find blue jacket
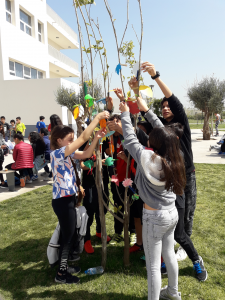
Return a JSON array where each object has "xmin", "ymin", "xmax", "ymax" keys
[{"xmin": 43, "ymin": 135, "xmax": 51, "ymax": 161}]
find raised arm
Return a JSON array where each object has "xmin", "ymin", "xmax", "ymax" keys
[{"xmin": 65, "ymin": 111, "xmax": 109, "ymax": 157}]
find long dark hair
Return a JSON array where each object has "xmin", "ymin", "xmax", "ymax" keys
[
  {"xmin": 50, "ymin": 125, "xmax": 74, "ymax": 150},
  {"xmin": 29, "ymin": 131, "xmax": 46, "ymax": 150},
  {"xmin": 0, "ymin": 121, "xmax": 5, "ymax": 138},
  {"xmin": 50, "ymin": 114, "xmax": 63, "ymax": 132},
  {"xmin": 149, "ymin": 127, "xmax": 186, "ymax": 195}
]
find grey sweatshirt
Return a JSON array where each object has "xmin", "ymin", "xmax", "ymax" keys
[{"xmin": 121, "ymin": 111, "xmax": 175, "ymax": 210}]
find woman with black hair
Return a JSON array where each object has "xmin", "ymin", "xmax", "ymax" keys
[
  {"xmin": 28, "ymin": 131, "xmax": 46, "ymax": 181},
  {"xmin": 49, "ymin": 114, "xmax": 63, "ymax": 133}
]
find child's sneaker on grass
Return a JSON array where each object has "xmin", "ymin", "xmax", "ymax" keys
[
  {"xmin": 67, "ymin": 266, "xmax": 81, "ymax": 275},
  {"xmin": 55, "ymin": 272, "xmax": 80, "ymax": 284},
  {"xmin": 193, "ymin": 256, "xmax": 208, "ymax": 281},
  {"xmin": 129, "ymin": 243, "xmax": 143, "ymax": 253},
  {"xmin": 109, "ymin": 233, "xmax": 123, "ymax": 245},
  {"xmin": 84, "ymin": 240, "xmax": 94, "ymax": 254},
  {"xmin": 96, "ymin": 232, "xmax": 111, "ymax": 242},
  {"xmin": 160, "ymin": 286, "xmax": 181, "ymax": 300}
]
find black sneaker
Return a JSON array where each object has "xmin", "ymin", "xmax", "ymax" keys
[
  {"xmin": 55, "ymin": 272, "xmax": 80, "ymax": 284},
  {"xmin": 68, "ymin": 254, "xmax": 80, "ymax": 262},
  {"xmin": 161, "ymin": 262, "xmax": 167, "ymax": 275},
  {"xmin": 67, "ymin": 266, "xmax": 81, "ymax": 275},
  {"xmin": 193, "ymin": 256, "xmax": 208, "ymax": 281}
]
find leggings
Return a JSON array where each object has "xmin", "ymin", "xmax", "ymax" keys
[
  {"xmin": 143, "ymin": 207, "xmax": 179, "ymax": 300},
  {"xmin": 52, "ymin": 195, "xmax": 77, "ymax": 274}
]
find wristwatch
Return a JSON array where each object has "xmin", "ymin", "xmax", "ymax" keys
[{"xmin": 151, "ymin": 71, "xmax": 160, "ymax": 80}]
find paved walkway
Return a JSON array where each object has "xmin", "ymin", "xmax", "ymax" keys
[{"xmin": 0, "ymin": 131, "xmax": 224, "ymax": 202}]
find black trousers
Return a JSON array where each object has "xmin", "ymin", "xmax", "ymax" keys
[
  {"xmin": 5, "ymin": 163, "xmax": 33, "ymax": 179},
  {"xmin": 52, "ymin": 195, "xmax": 77, "ymax": 274},
  {"xmin": 184, "ymin": 171, "xmax": 197, "ymax": 237},
  {"xmin": 174, "ymin": 206, "xmax": 199, "ymax": 262},
  {"xmin": 0, "ymin": 161, "xmax": 3, "ymax": 182},
  {"xmin": 111, "ymin": 182, "xmax": 135, "ymax": 235},
  {"xmin": 83, "ymin": 180, "xmax": 109, "ymax": 242}
]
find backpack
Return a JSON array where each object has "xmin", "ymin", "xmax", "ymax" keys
[{"xmin": 47, "ymin": 206, "xmax": 88, "ymax": 267}]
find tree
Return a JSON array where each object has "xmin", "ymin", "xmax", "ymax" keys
[
  {"xmin": 151, "ymin": 99, "xmax": 163, "ymax": 117},
  {"xmin": 187, "ymin": 76, "xmax": 225, "ymax": 140}
]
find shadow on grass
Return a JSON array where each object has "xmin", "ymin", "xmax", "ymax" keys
[{"xmin": 0, "ymin": 237, "xmax": 147, "ymax": 300}]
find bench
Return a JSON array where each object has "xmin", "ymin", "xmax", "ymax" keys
[{"xmin": 0, "ymin": 170, "xmax": 15, "ymax": 191}]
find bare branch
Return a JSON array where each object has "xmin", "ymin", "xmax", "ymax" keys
[
  {"xmin": 119, "ymin": 0, "xmax": 130, "ymax": 49},
  {"xmin": 132, "ymin": 24, "xmax": 140, "ymax": 44},
  {"xmin": 137, "ymin": 0, "xmax": 143, "ymax": 92}
]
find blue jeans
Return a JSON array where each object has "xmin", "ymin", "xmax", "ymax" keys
[{"xmin": 142, "ymin": 206, "xmax": 179, "ymax": 300}]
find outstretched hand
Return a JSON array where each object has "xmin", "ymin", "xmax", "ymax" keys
[
  {"xmin": 136, "ymin": 97, "xmax": 149, "ymax": 112},
  {"xmin": 141, "ymin": 62, "xmax": 156, "ymax": 77},
  {"xmin": 114, "ymin": 88, "xmax": 125, "ymax": 101},
  {"xmin": 95, "ymin": 128, "xmax": 107, "ymax": 139},
  {"xmin": 97, "ymin": 111, "xmax": 110, "ymax": 121},
  {"xmin": 119, "ymin": 101, "xmax": 129, "ymax": 113},
  {"xmin": 128, "ymin": 77, "xmax": 138, "ymax": 91}
]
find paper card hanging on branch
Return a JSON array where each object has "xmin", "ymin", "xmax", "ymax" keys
[
  {"xmin": 133, "ymin": 61, "xmax": 140, "ymax": 80},
  {"xmin": 115, "ymin": 64, "xmax": 121, "ymax": 75},
  {"xmin": 122, "ymin": 178, "xmax": 133, "ymax": 188},
  {"xmin": 105, "ymin": 157, "xmax": 117, "ymax": 167},
  {"xmin": 99, "ymin": 119, "xmax": 107, "ymax": 128},
  {"xmin": 139, "ymin": 85, "xmax": 153, "ymax": 98},
  {"xmin": 105, "ymin": 130, "xmax": 115, "ymax": 137},
  {"xmin": 96, "ymin": 98, "xmax": 107, "ymax": 105},
  {"xmin": 92, "ymin": 108, "xmax": 98, "ymax": 116},
  {"xmin": 114, "ymin": 205, "xmax": 122, "ymax": 213},
  {"xmin": 126, "ymin": 99, "xmax": 140, "ymax": 115},
  {"xmin": 84, "ymin": 94, "xmax": 95, "ymax": 100},
  {"xmin": 108, "ymin": 142, "xmax": 115, "ymax": 154},
  {"xmin": 111, "ymin": 175, "xmax": 119, "ymax": 186},
  {"xmin": 132, "ymin": 194, "xmax": 139, "ymax": 201},
  {"xmin": 79, "ymin": 105, "xmax": 84, "ymax": 117},
  {"xmin": 83, "ymin": 160, "xmax": 94, "ymax": 170},
  {"xmin": 73, "ymin": 106, "xmax": 79, "ymax": 120}
]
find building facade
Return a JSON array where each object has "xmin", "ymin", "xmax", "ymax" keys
[{"xmin": 0, "ymin": 0, "xmax": 80, "ymax": 136}]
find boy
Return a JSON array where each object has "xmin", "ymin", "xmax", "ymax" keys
[
  {"xmin": 36, "ymin": 116, "xmax": 46, "ymax": 133},
  {"xmin": 10, "ymin": 119, "xmax": 16, "ymax": 142},
  {"xmin": 16, "ymin": 117, "xmax": 26, "ymax": 136},
  {"xmin": 0, "ymin": 116, "xmax": 10, "ymax": 142}
]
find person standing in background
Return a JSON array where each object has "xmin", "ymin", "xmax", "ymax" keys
[
  {"xmin": 36, "ymin": 116, "xmax": 46, "ymax": 133},
  {"xmin": 16, "ymin": 117, "xmax": 26, "ymax": 136},
  {"xmin": 10, "ymin": 120, "xmax": 16, "ymax": 142},
  {"xmin": 214, "ymin": 113, "xmax": 221, "ymax": 136},
  {"xmin": 0, "ymin": 116, "xmax": 10, "ymax": 142}
]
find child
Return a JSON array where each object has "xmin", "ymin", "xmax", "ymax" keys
[
  {"xmin": 10, "ymin": 120, "xmax": 16, "ymax": 142},
  {"xmin": 36, "ymin": 116, "xmax": 46, "ymax": 133},
  {"xmin": 0, "ymin": 122, "xmax": 7, "ymax": 186},
  {"xmin": 16, "ymin": 117, "xmax": 26, "ymax": 136},
  {"xmin": 50, "ymin": 111, "xmax": 109, "ymax": 284},
  {"xmin": 28, "ymin": 131, "xmax": 46, "ymax": 181},
  {"xmin": 0, "ymin": 116, "xmax": 10, "ymax": 142},
  {"xmin": 119, "ymin": 101, "xmax": 186, "ymax": 300},
  {"xmin": 80, "ymin": 140, "xmax": 111, "ymax": 254},
  {"xmin": 5, "ymin": 132, "xmax": 34, "ymax": 187}
]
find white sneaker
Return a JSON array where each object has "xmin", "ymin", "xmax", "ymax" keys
[
  {"xmin": 175, "ymin": 246, "xmax": 187, "ymax": 261},
  {"xmin": 26, "ymin": 179, "xmax": 33, "ymax": 184},
  {"xmin": 160, "ymin": 286, "xmax": 181, "ymax": 300}
]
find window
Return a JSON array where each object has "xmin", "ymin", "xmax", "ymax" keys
[
  {"xmin": 9, "ymin": 60, "xmax": 44, "ymax": 79},
  {"xmin": 9, "ymin": 61, "xmax": 15, "ymax": 75},
  {"xmin": 15, "ymin": 62, "xmax": 23, "ymax": 78},
  {"xmin": 20, "ymin": 9, "xmax": 32, "ymax": 36},
  {"xmin": 38, "ymin": 22, "xmax": 42, "ymax": 42},
  {"xmin": 5, "ymin": 0, "xmax": 12, "ymax": 23},
  {"xmin": 38, "ymin": 71, "xmax": 43, "ymax": 79},
  {"xmin": 31, "ymin": 68, "xmax": 37, "ymax": 79}
]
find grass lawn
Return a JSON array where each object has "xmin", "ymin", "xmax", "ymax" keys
[
  {"xmin": 0, "ymin": 164, "xmax": 225, "ymax": 300},
  {"xmin": 188, "ymin": 120, "xmax": 225, "ymax": 131}
]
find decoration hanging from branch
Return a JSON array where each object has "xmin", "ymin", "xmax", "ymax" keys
[
  {"xmin": 96, "ymin": 98, "xmax": 107, "ymax": 105},
  {"xmin": 122, "ymin": 178, "xmax": 133, "ymax": 188},
  {"xmin": 115, "ymin": 63, "xmax": 122, "ymax": 75},
  {"xmin": 111, "ymin": 174, "xmax": 119, "ymax": 186},
  {"xmin": 105, "ymin": 157, "xmax": 117, "ymax": 167}
]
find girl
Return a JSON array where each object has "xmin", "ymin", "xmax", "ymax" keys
[
  {"xmin": 50, "ymin": 114, "xmax": 63, "ymax": 132},
  {"xmin": 28, "ymin": 131, "xmax": 47, "ymax": 181},
  {"xmin": 0, "ymin": 122, "xmax": 7, "ymax": 186},
  {"xmin": 119, "ymin": 101, "xmax": 186, "ymax": 300},
  {"xmin": 50, "ymin": 111, "xmax": 109, "ymax": 284}
]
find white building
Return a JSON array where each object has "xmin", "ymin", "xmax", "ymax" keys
[{"xmin": 0, "ymin": 0, "xmax": 80, "ymax": 136}]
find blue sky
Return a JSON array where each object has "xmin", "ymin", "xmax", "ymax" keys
[{"xmin": 46, "ymin": 0, "xmax": 225, "ymax": 107}]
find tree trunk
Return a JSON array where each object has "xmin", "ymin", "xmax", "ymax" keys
[
  {"xmin": 203, "ymin": 110, "xmax": 210, "ymax": 140},
  {"xmin": 95, "ymin": 144, "xmax": 107, "ymax": 270},
  {"xmin": 76, "ymin": 117, "xmax": 83, "ymax": 137}
]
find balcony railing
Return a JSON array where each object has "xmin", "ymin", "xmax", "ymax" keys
[
  {"xmin": 47, "ymin": 4, "xmax": 78, "ymax": 42},
  {"xmin": 48, "ymin": 45, "xmax": 79, "ymax": 71}
]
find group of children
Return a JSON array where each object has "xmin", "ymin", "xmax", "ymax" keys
[
  {"xmin": 48, "ymin": 62, "xmax": 208, "ymax": 300},
  {"xmin": 0, "ymin": 62, "xmax": 208, "ymax": 299}
]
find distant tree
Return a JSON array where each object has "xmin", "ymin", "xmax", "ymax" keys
[
  {"xmin": 187, "ymin": 76, "xmax": 225, "ymax": 140},
  {"xmin": 151, "ymin": 98, "xmax": 163, "ymax": 116}
]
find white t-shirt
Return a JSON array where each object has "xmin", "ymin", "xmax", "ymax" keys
[{"xmin": 216, "ymin": 114, "xmax": 221, "ymax": 122}]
